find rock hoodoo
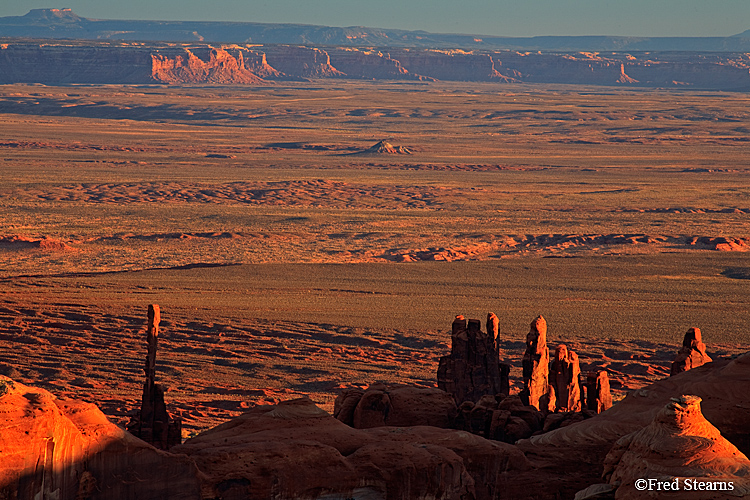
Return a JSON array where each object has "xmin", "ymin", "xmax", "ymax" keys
[
  {"xmin": 437, "ymin": 313, "xmax": 510, "ymax": 405},
  {"xmin": 585, "ymin": 370, "xmax": 613, "ymax": 414},
  {"xmin": 603, "ymin": 395, "xmax": 750, "ymax": 498},
  {"xmin": 126, "ymin": 304, "xmax": 181, "ymax": 450},
  {"xmin": 671, "ymin": 327, "xmax": 712, "ymax": 375},
  {"xmin": 520, "ymin": 315, "xmax": 550, "ymax": 410},
  {"xmin": 549, "ymin": 344, "xmax": 582, "ymax": 412}
]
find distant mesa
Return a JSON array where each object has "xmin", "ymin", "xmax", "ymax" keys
[{"xmin": 205, "ymin": 153, "xmax": 235, "ymax": 159}]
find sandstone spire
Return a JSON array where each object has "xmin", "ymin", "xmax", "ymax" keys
[
  {"xmin": 127, "ymin": 304, "xmax": 181, "ymax": 449},
  {"xmin": 520, "ymin": 315, "xmax": 549, "ymax": 410},
  {"xmin": 671, "ymin": 327, "xmax": 712, "ymax": 375}
]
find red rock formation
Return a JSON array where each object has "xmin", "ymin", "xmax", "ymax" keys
[
  {"xmin": 550, "ymin": 344, "xmax": 582, "ymax": 412},
  {"xmin": 517, "ymin": 351, "xmax": 750, "ymax": 499},
  {"xmin": 437, "ymin": 313, "xmax": 510, "ymax": 405},
  {"xmin": 151, "ymin": 46, "xmax": 265, "ymax": 84},
  {"xmin": 328, "ymin": 47, "xmax": 429, "ymax": 80},
  {"xmin": 174, "ymin": 396, "xmax": 532, "ymax": 500},
  {"xmin": 335, "ymin": 382, "xmax": 457, "ymax": 429},
  {"xmin": 261, "ymin": 45, "xmax": 344, "ymax": 78},
  {"xmin": 389, "ymin": 48, "xmax": 510, "ymax": 81},
  {"xmin": 671, "ymin": 327, "xmax": 712, "ymax": 375},
  {"xmin": 603, "ymin": 395, "xmax": 750, "ymax": 499},
  {"xmin": 126, "ymin": 304, "xmax": 181, "ymax": 450},
  {"xmin": 586, "ymin": 370, "xmax": 613, "ymax": 414},
  {"xmin": 0, "ymin": 377, "xmax": 201, "ymax": 500},
  {"xmin": 520, "ymin": 315, "xmax": 549, "ymax": 410}
]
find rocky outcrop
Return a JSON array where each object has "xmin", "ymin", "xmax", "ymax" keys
[
  {"xmin": 356, "ymin": 139, "xmax": 413, "ymax": 155},
  {"xmin": 333, "ymin": 382, "xmax": 457, "ymax": 429},
  {"xmin": 328, "ymin": 47, "xmax": 428, "ymax": 80},
  {"xmin": 0, "ymin": 377, "xmax": 201, "ymax": 500},
  {"xmin": 389, "ymin": 48, "xmax": 510, "ymax": 81},
  {"xmin": 550, "ymin": 344, "xmax": 582, "ymax": 412},
  {"xmin": 671, "ymin": 327, "xmax": 712, "ymax": 375},
  {"xmin": 437, "ymin": 313, "xmax": 510, "ymax": 405},
  {"xmin": 126, "ymin": 304, "xmax": 181, "ymax": 450},
  {"xmin": 520, "ymin": 315, "xmax": 549, "ymax": 410},
  {"xmin": 1, "ymin": 40, "xmax": 750, "ymax": 89},
  {"xmin": 174, "ymin": 396, "xmax": 532, "ymax": 500},
  {"xmin": 516, "ymin": 351, "xmax": 750, "ymax": 499},
  {"xmin": 603, "ymin": 395, "xmax": 750, "ymax": 499},
  {"xmin": 151, "ymin": 46, "xmax": 265, "ymax": 84},
  {"xmin": 261, "ymin": 45, "xmax": 344, "ymax": 78},
  {"xmin": 586, "ymin": 370, "xmax": 613, "ymax": 414}
]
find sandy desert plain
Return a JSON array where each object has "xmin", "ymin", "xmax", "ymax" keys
[{"xmin": 0, "ymin": 80, "xmax": 748, "ymax": 436}]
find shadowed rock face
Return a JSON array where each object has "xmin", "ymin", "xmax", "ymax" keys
[
  {"xmin": 603, "ymin": 395, "xmax": 750, "ymax": 499},
  {"xmin": 0, "ymin": 377, "xmax": 201, "ymax": 500},
  {"xmin": 437, "ymin": 314, "xmax": 510, "ymax": 405},
  {"xmin": 550, "ymin": 344, "xmax": 582, "ymax": 412},
  {"xmin": 671, "ymin": 327, "xmax": 712, "ymax": 375},
  {"xmin": 334, "ymin": 382, "xmax": 457, "ymax": 429},
  {"xmin": 174, "ymin": 396, "xmax": 532, "ymax": 500}
]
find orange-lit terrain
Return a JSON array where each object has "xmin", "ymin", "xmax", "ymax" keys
[{"xmin": 1, "ymin": 80, "xmax": 749, "ymax": 498}]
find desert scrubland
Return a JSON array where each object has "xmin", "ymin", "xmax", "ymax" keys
[{"xmin": 0, "ymin": 81, "xmax": 748, "ymax": 435}]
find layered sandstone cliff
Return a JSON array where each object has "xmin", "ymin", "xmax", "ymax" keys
[{"xmin": 0, "ymin": 40, "xmax": 749, "ymax": 89}]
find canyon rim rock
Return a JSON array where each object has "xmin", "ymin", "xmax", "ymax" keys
[
  {"xmin": 586, "ymin": 370, "xmax": 613, "ymax": 414},
  {"xmin": 173, "ymin": 396, "xmax": 532, "ymax": 500},
  {"xmin": 671, "ymin": 327, "xmax": 712, "ymax": 375},
  {"xmin": 437, "ymin": 313, "xmax": 510, "ymax": 405},
  {"xmin": 603, "ymin": 395, "xmax": 750, "ymax": 499},
  {"xmin": 126, "ymin": 304, "xmax": 181, "ymax": 450},
  {"xmin": 550, "ymin": 344, "xmax": 582, "ymax": 412},
  {"xmin": 0, "ymin": 377, "xmax": 201, "ymax": 500},
  {"xmin": 520, "ymin": 315, "xmax": 550, "ymax": 410}
]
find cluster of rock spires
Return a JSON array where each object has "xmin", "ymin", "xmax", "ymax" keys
[
  {"xmin": 2, "ymin": 40, "xmax": 750, "ymax": 89},
  {"xmin": 1, "ymin": 305, "xmax": 749, "ymax": 499}
]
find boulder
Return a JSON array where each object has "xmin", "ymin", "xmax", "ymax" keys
[{"xmin": 335, "ymin": 383, "xmax": 457, "ymax": 429}]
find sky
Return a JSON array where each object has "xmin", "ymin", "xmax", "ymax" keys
[{"xmin": 3, "ymin": 0, "xmax": 750, "ymax": 38}]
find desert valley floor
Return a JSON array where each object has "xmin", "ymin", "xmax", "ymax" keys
[{"xmin": 0, "ymin": 81, "xmax": 748, "ymax": 435}]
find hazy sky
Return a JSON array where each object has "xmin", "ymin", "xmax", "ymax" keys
[{"xmin": 3, "ymin": 1, "xmax": 749, "ymax": 37}]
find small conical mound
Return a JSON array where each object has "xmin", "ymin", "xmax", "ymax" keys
[
  {"xmin": 604, "ymin": 395, "xmax": 750, "ymax": 498},
  {"xmin": 364, "ymin": 140, "xmax": 412, "ymax": 154}
]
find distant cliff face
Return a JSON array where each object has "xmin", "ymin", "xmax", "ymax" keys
[{"xmin": 0, "ymin": 41, "xmax": 748, "ymax": 90}]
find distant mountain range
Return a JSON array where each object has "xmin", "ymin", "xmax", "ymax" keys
[{"xmin": 3, "ymin": 8, "xmax": 750, "ymax": 52}]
